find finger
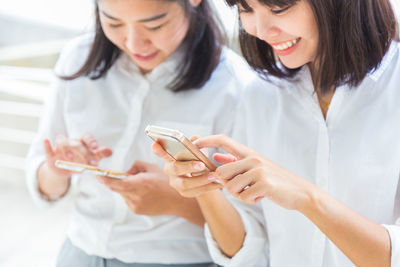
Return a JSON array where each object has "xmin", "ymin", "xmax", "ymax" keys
[
  {"xmin": 216, "ymin": 156, "xmax": 262, "ymax": 181},
  {"xmin": 238, "ymin": 182, "xmax": 267, "ymax": 204},
  {"xmin": 43, "ymin": 139, "xmax": 55, "ymax": 159},
  {"xmin": 127, "ymin": 160, "xmax": 148, "ymax": 174},
  {"xmin": 171, "ymin": 173, "xmax": 216, "ymax": 191},
  {"xmin": 152, "ymin": 142, "xmax": 175, "ymax": 162},
  {"xmin": 68, "ymin": 139, "xmax": 91, "ymax": 163},
  {"xmin": 97, "ymin": 176, "xmax": 133, "ymax": 191},
  {"xmin": 165, "ymin": 160, "xmax": 206, "ymax": 177},
  {"xmin": 189, "ymin": 135, "xmax": 200, "ymax": 142},
  {"xmin": 224, "ymin": 168, "xmax": 258, "ymax": 196},
  {"xmin": 93, "ymin": 147, "xmax": 113, "ymax": 159},
  {"xmin": 81, "ymin": 133, "xmax": 98, "ymax": 151},
  {"xmin": 213, "ymin": 153, "xmax": 237, "ymax": 165},
  {"xmin": 194, "ymin": 135, "xmax": 250, "ymax": 159},
  {"xmin": 55, "ymin": 135, "xmax": 74, "ymax": 160}
]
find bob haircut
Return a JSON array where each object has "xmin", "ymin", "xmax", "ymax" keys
[
  {"xmin": 225, "ymin": 0, "xmax": 399, "ymax": 94},
  {"xmin": 62, "ymin": 0, "xmax": 225, "ymax": 92}
]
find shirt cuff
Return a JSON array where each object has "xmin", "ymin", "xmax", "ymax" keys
[
  {"xmin": 204, "ymin": 208, "xmax": 268, "ymax": 267},
  {"xmin": 25, "ymin": 157, "xmax": 74, "ymax": 208},
  {"xmin": 383, "ymin": 224, "xmax": 400, "ymax": 267}
]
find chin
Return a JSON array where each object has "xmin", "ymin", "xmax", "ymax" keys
[{"xmin": 279, "ymin": 59, "xmax": 306, "ymax": 70}]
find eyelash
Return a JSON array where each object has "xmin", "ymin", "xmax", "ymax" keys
[
  {"xmin": 270, "ymin": 6, "xmax": 290, "ymax": 14},
  {"xmin": 108, "ymin": 24, "xmax": 164, "ymax": 31},
  {"xmin": 238, "ymin": 6, "xmax": 291, "ymax": 15},
  {"xmin": 109, "ymin": 24, "xmax": 123, "ymax": 28},
  {"xmin": 147, "ymin": 24, "xmax": 164, "ymax": 31}
]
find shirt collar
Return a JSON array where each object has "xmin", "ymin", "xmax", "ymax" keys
[
  {"xmin": 116, "ymin": 45, "xmax": 185, "ymax": 84},
  {"xmin": 367, "ymin": 42, "xmax": 399, "ymax": 82}
]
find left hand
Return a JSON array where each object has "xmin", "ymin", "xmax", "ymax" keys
[
  {"xmin": 196, "ymin": 135, "xmax": 316, "ymax": 210},
  {"xmin": 97, "ymin": 160, "xmax": 187, "ymax": 216}
]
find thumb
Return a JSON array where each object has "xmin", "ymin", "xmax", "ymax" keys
[
  {"xmin": 43, "ymin": 139, "xmax": 55, "ymax": 159},
  {"xmin": 127, "ymin": 160, "xmax": 148, "ymax": 174}
]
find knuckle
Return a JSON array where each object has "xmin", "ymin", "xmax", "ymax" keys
[
  {"xmin": 249, "ymin": 156, "xmax": 262, "ymax": 165},
  {"xmin": 254, "ymin": 167, "xmax": 264, "ymax": 177},
  {"xmin": 225, "ymin": 181, "xmax": 235, "ymax": 192},
  {"xmin": 215, "ymin": 169, "xmax": 224, "ymax": 179}
]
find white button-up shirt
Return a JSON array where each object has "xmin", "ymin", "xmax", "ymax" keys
[
  {"xmin": 206, "ymin": 42, "xmax": 400, "ymax": 267},
  {"xmin": 25, "ymin": 35, "xmax": 255, "ymax": 264}
]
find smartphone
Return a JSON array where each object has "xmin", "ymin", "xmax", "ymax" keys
[
  {"xmin": 145, "ymin": 125, "xmax": 216, "ymax": 172},
  {"xmin": 55, "ymin": 160, "xmax": 128, "ymax": 179}
]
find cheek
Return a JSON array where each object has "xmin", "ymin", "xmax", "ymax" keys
[
  {"xmin": 155, "ymin": 19, "xmax": 189, "ymax": 51},
  {"xmin": 240, "ymin": 16, "xmax": 257, "ymax": 37},
  {"xmin": 101, "ymin": 25, "xmax": 124, "ymax": 48}
]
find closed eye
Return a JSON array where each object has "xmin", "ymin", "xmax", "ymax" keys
[
  {"xmin": 109, "ymin": 23, "xmax": 123, "ymax": 28},
  {"xmin": 146, "ymin": 22, "xmax": 167, "ymax": 31},
  {"xmin": 270, "ymin": 6, "xmax": 291, "ymax": 15}
]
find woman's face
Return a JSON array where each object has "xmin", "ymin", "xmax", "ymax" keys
[
  {"xmin": 239, "ymin": 0, "xmax": 319, "ymax": 69},
  {"xmin": 98, "ymin": 0, "xmax": 198, "ymax": 74}
]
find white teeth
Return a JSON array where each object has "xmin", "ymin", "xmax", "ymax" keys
[
  {"xmin": 272, "ymin": 38, "xmax": 299, "ymax": 51},
  {"xmin": 139, "ymin": 52, "xmax": 153, "ymax": 57}
]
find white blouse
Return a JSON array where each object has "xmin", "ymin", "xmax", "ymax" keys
[
  {"xmin": 25, "ymin": 35, "xmax": 256, "ymax": 264},
  {"xmin": 206, "ymin": 42, "xmax": 400, "ymax": 267}
]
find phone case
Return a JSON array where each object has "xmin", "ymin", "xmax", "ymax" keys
[
  {"xmin": 145, "ymin": 125, "xmax": 216, "ymax": 171},
  {"xmin": 55, "ymin": 160, "xmax": 127, "ymax": 179}
]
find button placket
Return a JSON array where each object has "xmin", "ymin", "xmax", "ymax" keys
[{"xmin": 97, "ymin": 81, "xmax": 151, "ymax": 253}]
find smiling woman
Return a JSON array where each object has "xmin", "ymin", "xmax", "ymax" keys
[
  {"xmin": 62, "ymin": 0, "xmax": 224, "ymax": 92},
  {"xmin": 25, "ymin": 0, "xmax": 258, "ymax": 266}
]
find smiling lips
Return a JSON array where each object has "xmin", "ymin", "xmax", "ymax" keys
[
  {"xmin": 134, "ymin": 51, "xmax": 159, "ymax": 61},
  {"xmin": 269, "ymin": 38, "xmax": 301, "ymax": 56}
]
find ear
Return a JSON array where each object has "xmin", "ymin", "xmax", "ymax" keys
[{"xmin": 189, "ymin": 0, "xmax": 202, "ymax": 7}]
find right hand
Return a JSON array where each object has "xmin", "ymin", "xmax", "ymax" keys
[
  {"xmin": 152, "ymin": 141, "xmax": 223, "ymax": 198},
  {"xmin": 43, "ymin": 133, "xmax": 113, "ymax": 179}
]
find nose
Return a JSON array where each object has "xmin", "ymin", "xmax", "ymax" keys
[
  {"xmin": 254, "ymin": 13, "xmax": 281, "ymax": 41},
  {"xmin": 125, "ymin": 26, "xmax": 150, "ymax": 54}
]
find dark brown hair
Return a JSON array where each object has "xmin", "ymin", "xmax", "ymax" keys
[
  {"xmin": 61, "ymin": 0, "xmax": 225, "ymax": 92},
  {"xmin": 226, "ymin": 0, "xmax": 399, "ymax": 94}
]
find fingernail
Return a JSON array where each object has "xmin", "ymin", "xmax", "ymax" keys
[
  {"xmin": 90, "ymin": 159, "xmax": 98, "ymax": 166},
  {"xmin": 66, "ymin": 152, "xmax": 73, "ymax": 159},
  {"xmin": 194, "ymin": 162, "xmax": 205, "ymax": 171},
  {"xmin": 207, "ymin": 173, "xmax": 217, "ymax": 181}
]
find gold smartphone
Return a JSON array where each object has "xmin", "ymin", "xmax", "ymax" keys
[
  {"xmin": 145, "ymin": 125, "xmax": 216, "ymax": 172},
  {"xmin": 55, "ymin": 160, "xmax": 128, "ymax": 179}
]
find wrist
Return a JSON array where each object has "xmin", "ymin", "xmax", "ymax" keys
[
  {"xmin": 38, "ymin": 162, "xmax": 71, "ymax": 201},
  {"xmin": 296, "ymin": 182, "xmax": 325, "ymax": 216},
  {"xmin": 196, "ymin": 189, "xmax": 223, "ymax": 205}
]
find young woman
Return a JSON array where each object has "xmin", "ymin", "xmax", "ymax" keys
[
  {"xmin": 25, "ymin": 0, "xmax": 256, "ymax": 266},
  {"xmin": 154, "ymin": 0, "xmax": 400, "ymax": 266}
]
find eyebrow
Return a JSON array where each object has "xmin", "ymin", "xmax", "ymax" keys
[{"xmin": 101, "ymin": 11, "xmax": 167, "ymax": 23}]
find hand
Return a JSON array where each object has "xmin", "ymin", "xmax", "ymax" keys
[
  {"xmin": 152, "ymin": 141, "xmax": 223, "ymax": 198},
  {"xmin": 195, "ymin": 135, "xmax": 315, "ymax": 210},
  {"xmin": 43, "ymin": 133, "xmax": 113, "ymax": 179},
  {"xmin": 97, "ymin": 161, "xmax": 191, "ymax": 216}
]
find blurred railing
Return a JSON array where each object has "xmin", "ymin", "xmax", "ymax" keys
[{"xmin": 0, "ymin": 14, "xmax": 74, "ymax": 185}]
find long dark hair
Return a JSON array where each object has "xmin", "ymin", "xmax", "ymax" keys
[
  {"xmin": 61, "ymin": 0, "xmax": 225, "ymax": 92},
  {"xmin": 225, "ymin": 0, "xmax": 399, "ymax": 94}
]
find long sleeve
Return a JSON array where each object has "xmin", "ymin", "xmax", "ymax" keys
[
  {"xmin": 24, "ymin": 75, "xmax": 71, "ymax": 208},
  {"xmin": 383, "ymin": 179, "xmax": 400, "ymax": 267},
  {"xmin": 204, "ymin": 84, "xmax": 270, "ymax": 266},
  {"xmin": 204, "ymin": 197, "xmax": 268, "ymax": 267}
]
